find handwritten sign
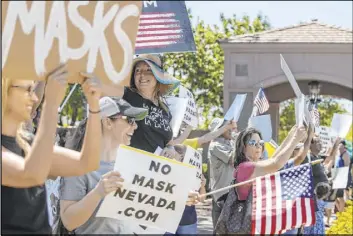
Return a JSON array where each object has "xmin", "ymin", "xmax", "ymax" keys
[
  {"xmin": 2, "ymin": 1, "xmax": 142, "ymax": 85},
  {"xmin": 224, "ymin": 94, "xmax": 247, "ymax": 121},
  {"xmin": 183, "ymin": 146, "xmax": 202, "ymax": 191},
  {"xmin": 318, "ymin": 126, "xmax": 332, "ymax": 155},
  {"xmin": 165, "ymin": 96, "xmax": 188, "ymax": 137},
  {"xmin": 96, "ymin": 145, "xmax": 195, "ymax": 233},
  {"xmin": 332, "ymin": 167, "xmax": 349, "ymax": 189},
  {"xmin": 280, "ymin": 54, "xmax": 302, "ymax": 98},
  {"xmin": 179, "ymin": 86, "xmax": 198, "ymax": 128}
]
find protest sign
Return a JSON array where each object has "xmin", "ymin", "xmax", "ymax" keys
[
  {"xmin": 183, "ymin": 146, "xmax": 202, "ymax": 191},
  {"xmin": 2, "ymin": 1, "xmax": 142, "ymax": 85},
  {"xmin": 96, "ymin": 145, "xmax": 196, "ymax": 233},
  {"xmin": 318, "ymin": 126, "xmax": 332, "ymax": 154},
  {"xmin": 179, "ymin": 86, "xmax": 198, "ymax": 128},
  {"xmin": 135, "ymin": 1, "xmax": 195, "ymax": 54},
  {"xmin": 295, "ymin": 94, "xmax": 306, "ymax": 126},
  {"xmin": 45, "ymin": 177, "xmax": 61, "ymax": 227},
  {"xmin": 224, "ymin": 94, "xmax": 247, "ymax": 121},
  {"xmin": 280, "ymin": 54, "xmax": 302, "ymax": 98},
  {"xmin": 133, "ymin": 224, "xmax": 166, "ymax": 235},
  {"xmin": 165, "ymin": 96, "xmax": 188, "ymax": 137},
  {"xmin": 332, "ymin": 167, "xmax": 349, "ymax": 189},
  {"xmin": 331, "ymin": 113, "xmax": 353, "ymax": 138},
  {"xmin": 248, "ymin": 114, "xmax": 272, "ymax": 142}
]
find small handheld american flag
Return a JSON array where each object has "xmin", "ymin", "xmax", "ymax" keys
[
  {"xmin": 309, "ymin": 103, "xmax": 320, "ymax": 127},
  {"xmin": 251, "ymin": 88, "xmax": 270, "ymax": 117},
  {"xmin": 251, "ymin": 163, "xmax": 316, "ymax": 234}
]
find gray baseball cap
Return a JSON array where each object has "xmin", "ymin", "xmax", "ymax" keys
[{"xmin": 99, "ymin": 97, "xmax": 148, "ymax": 121}]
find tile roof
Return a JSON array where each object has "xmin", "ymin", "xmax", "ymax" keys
[{"xmin": 220, "ymin": 20, "xmax": 352, "ymax": 44}]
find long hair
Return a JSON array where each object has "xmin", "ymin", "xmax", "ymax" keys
[
  {"xmin": 2, "ymin": 77, "xmax": 31, "ymax": 154},
  {"xmin": 64, "ymin": 118, "xmax": 87, "ymax": 152},
  {"xmin": 234, "ymin": 127, "xmax": 263, "ymax": 168}
]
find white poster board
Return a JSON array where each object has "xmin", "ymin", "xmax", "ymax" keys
[
  {"xmin": 318, "ymin": 126, "xmax": 333, "ymax": 154},
  {"xmin": 165, "ymin": 96, "xmax": 188, "ymax": 138},
  {"xmin": 179, "ymin": 86, "xmax": 198, "ymax": 128},
  {"xmin": 96, "ymin": 145, "xmax": 196, "ymax": 233},
  {"xmin": 248, "ymin": 115, "xmax": 272, "ymax": 142},
  {"xmin": 295, "ymin": 94, "xmax": 306, "ymax": 126},
  {"xmin": 332, "ymin": 167, "xmax": 349, "ymax": 189},
  {"xmin": 183, "ymin": 146, "xmax": 202, "ymax": 191},
  {"xmin": 224, "ymin": 94, "xmax": 247, "ymax": 121},
  {"xmin": 45, "ymin": 177, "xmax": 61, "ymax": 227},
  {"xmin": 280, "ymin": 54, "xmax": 302, "ymax": 98},
  {"xmin": 331, "ymin": 113, "xmax": 352, "ymax": 138}
]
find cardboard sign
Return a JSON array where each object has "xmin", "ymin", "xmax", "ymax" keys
[
  {"xmin": 248, "ymin": 115, "xmax": 273, "ymax": 142},
  {"xmin": 135, "ymin": 1, "xmax": 196, "ymax": 54},
  {"xmin": 331, "ymin": 113, "xmax": 353, "ymax": 138},
  {"xmin": 183, "ymin": 146, "xmax": 202, "ymax": 191},
  {"xmin": 45, "ymin": 177, "xmax": 61, "ymax": 227},
  {"xmin": 2, "ymin": 1, "xmax": 142, "ymax": 85},
  {"xmin": 294, "ymin": 94, "xmax": 305, "ymax": 126},
  {"xmin": 224, "ymin": 94, "xmax": 247, "ymax": 121},
  {"xmin": 280, "ymin": 54, "xmax": 302, "ymax": 98},
  {"xmin": 96, "ymin": 145, "xmax": 196, "ymax": 233},
  {"xmin": 165, "ymin": 96, "xmax": 188, "ymax": 137},
  {"xmin": 318, "ymin": 126, "xmax": 333, "ymax": 155},
  {"xmin": 179, "ymin": 86, "xmax": 198, "ymax": 128}
]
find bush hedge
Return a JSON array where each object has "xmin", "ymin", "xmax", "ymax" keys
[{"xmin": 326, "ymin": 200, "xmax": 353, "ymax": 235}]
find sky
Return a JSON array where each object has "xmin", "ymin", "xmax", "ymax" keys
[{"xmin": 185, "ymin": 1, "xmax": 352, "ymax": 114}]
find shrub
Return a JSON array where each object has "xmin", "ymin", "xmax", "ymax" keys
[{"xmin": 326, "ymin": 200, "xmax": 353, "ymax": 235}]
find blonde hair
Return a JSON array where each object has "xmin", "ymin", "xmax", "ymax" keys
[{"xmin": 2, "ymin": 77, "xmax": 31, "ymax": 154}]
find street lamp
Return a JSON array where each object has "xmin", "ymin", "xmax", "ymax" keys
[{"xmin": 308, "ymin": 80, "xmax": 322, "ymax": 104}]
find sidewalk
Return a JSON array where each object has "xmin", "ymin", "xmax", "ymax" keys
[{"xmin": 195, "ymin": 199, "xmax": 337, "ymax": 234}]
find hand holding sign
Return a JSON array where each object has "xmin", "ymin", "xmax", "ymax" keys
[
  {"xmin": 93, "ymin": 171, "xmax": 125, "ymax": 198},
  {"xmin": 224, "ymin": 94, "xmax": 247, "ymax": 121},
  {"xmin": 186, "ymin": 191, "xmax": 200, "ymax": 206},
  {"xmin": 81, "ymin": 73, "xmax": 102, "ymax": 109},
  {"xmin": 44, "ymin": 64, "xmax": 69, "ymax": 106}
]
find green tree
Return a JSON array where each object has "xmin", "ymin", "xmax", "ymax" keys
[
  {"xmin": 162, "ymin": 11, "xmax": 270, "ymax": 128},
  {"xmin": 279, "ymin": 97, "xmax": 347, "ymax": 143}
]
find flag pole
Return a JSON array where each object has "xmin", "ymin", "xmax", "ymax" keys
[{"xmin": 200, "ymin": 159, "xmax": 323, "ymax": 198}]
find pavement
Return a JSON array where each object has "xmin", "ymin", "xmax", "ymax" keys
[{"xmin": 195, "ymin": 198, "xmax": 337, "ymax": 234}]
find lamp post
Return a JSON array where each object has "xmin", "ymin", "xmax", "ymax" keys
[{"xmin": 308, "ymin": 80, "xmax": 322, "ymax": 105}]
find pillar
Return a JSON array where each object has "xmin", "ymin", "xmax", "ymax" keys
[{"xmin": 267, "ymin": 102, "xmax": 280, "ymax": 142}]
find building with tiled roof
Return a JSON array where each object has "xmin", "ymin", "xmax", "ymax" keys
[{"xmin": 219, "ymin": 19, "xmax": 352, "ymax": 141}]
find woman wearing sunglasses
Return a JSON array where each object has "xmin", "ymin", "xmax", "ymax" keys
[
  {"xmin": 58, "ymin": 97, "xmax": 149, "ymax": 234},
  {"xmin": 215, "ymin": 125, "xmax": 307, "ymax": 234}
]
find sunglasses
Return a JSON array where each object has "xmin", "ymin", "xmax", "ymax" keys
[
  {"xmin": 110, "ymin": 115, "xmax": 136, "ymax": 125},
  {"xmin": 11, "ymin": 85, "xmax": 36, "ymax": 96},
  {"xmin": 248, "ymin": 140, "xmax": 265, "ymax": 148}
]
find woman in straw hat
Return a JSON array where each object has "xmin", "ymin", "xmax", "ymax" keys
[
  {"xmin": 102, "ymin": 54, "xmax": 180, "ymax": 155},
  {"xmin": 1, "ymin": 64, "xmax": 103, "ymax": 234}
]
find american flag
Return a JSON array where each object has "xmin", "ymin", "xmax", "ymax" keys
[
  {"xmin": 252, "ymin": 88, "xmax": 270, "ymax": 116},
  {"xmin": 309, "ymin": 103, "xmax": 320, "ymax": 127},
  {"xmin": 135, "ymin": 12, "xmax": 184, "ymax": 50},
  {"xmin": 251, "ymin": 164, "xmax": 316, "ymax": 234}
]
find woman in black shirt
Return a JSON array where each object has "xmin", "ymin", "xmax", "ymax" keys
[
  {"xmin": 102, "ymin": 54, "xmax": 180, "ymax": 154},
  {"xmin": 2, "ymin": 65, "xmax": 103, "ymax": 234}
]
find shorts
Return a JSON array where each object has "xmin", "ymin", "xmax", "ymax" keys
[
  {"xmin": 324, "ymin": 201, "xmax": 335, "ymax": 209},
  {"xmin": 336, "ymin": 189, "xmax": 344, "ymax": 198}
]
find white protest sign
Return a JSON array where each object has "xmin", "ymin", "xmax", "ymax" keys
[
  {"xmin": 183, "ymin": 146, "xmax": 202, "ymax": 191},
  {"xmin": 318, "ymin": 126, "xmax": 333, "ymax": 152},
  {"xmin": 96, "ymin": 145, "xmax": 196, "ymax": 233},
  {"xmin": 165, "ymin": 96, "xmax": 188, "ymax": 137},
  {"xmin": 154, "ymin": 146, "xmax": 163, "ymax": 156},
  {"xmin": 45, "ymin": 177, "xmax": 61, "ymax": 227},
  {"xmin": 332, "ymin": 167, "xmax": 349, "ymax": 189},
  {"xmin": 295, "ymin": 94, "xmax": 306, "ymax": 126},
  {"xmin": 331, "ymin": 113, "xmax": 353, "ymax": 138},
  {"xmin": 224, "ymin": 94, "xmax": 247, "ymax": 121},
  {"xmin": 179, "ymin": 86, "xmax": 198, "ymax": 128},
  {"xmin": 133, "ymin": 225, "xmax": 166, "ymax": 235},
  {"xmin": 248, "ymin": 115, "xmax": 272, "ymax": 142},
  {"xmin": 2, "ymin": 1, "xmax": 142, "ymax": 85},
  {"xmin": 280, "ymin": 54, "xmax": 302, "ymax": 98}
]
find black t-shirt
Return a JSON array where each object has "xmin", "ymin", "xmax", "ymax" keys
[
  {"xmin": 123, "ymin": 88, "xmax": 173, "ymax": 153},
  {"xmin": 1, "ymin": 135, "xmax": 51, "ymax": 234}
]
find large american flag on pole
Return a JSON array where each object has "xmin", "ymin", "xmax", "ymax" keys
[
  {"xmin": 309, "ymin": 103, "xmax": 320, "ymax": 127},
  {"xmin": 251, "ymin": 163, "xmax": 316, "ymax": 234},
  {"xmin": 252, "ymin": 88, "xmax": 270, "ymax": 117},
  {"xmin": 135, "ymin": 1, "xmax": 195, "ymax": 54}
]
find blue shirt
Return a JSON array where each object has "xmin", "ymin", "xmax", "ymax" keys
[{"xmin": 179, "ymin": 206, "xmax": 197, "ymax": 226}]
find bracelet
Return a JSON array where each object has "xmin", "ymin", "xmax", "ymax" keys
[{"xmin": 89, "ymin": 109, "xmax": 101, "ymax": 114}]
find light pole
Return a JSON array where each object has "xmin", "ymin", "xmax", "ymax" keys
[{"xmin": 308, "ymin": 80, "xmax": 322, "ymax": 105}]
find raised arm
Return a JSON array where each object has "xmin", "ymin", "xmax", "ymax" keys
[
  {"xmin": 170, "ymin": 123, "xmax": 193, "ymax": 145},
  {"xmin": 251, "ymin": 125, "xmax": 307, "ymax": 178},
  {"xmin": 101, "ymin": 81, "xmax": 125, "ymax": 98},
  {"xmin": 2, "ymin": 65, "xmax": 68, "ymax": 187},
  {"xmin": 292, "ymin": 123, "xmax": 315, "ymax": 166},
  {"xmin": 198, "ymin": 121, "xmax": 237, "ymax": 146},
  {"xmin": 49, "ymin": 75, "xmax": 102, "ymax": 177}
]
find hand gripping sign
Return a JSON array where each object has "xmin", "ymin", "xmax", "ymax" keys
[
  {"xmin": 96, "ymin": 145, "xmax": 196, "ymax": 233},
  {"xmin": 2, "ymin": 1, "xmax": 142, "ymax": 85}
]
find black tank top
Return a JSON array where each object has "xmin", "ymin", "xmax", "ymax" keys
[{"xmin": 1, "ymin": 135, "xmax": 51, "ymax": 234}]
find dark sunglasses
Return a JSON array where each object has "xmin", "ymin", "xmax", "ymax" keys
[{"xmin": 248, "ymin": 140, "xmax": 265, "ymax": 148}]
